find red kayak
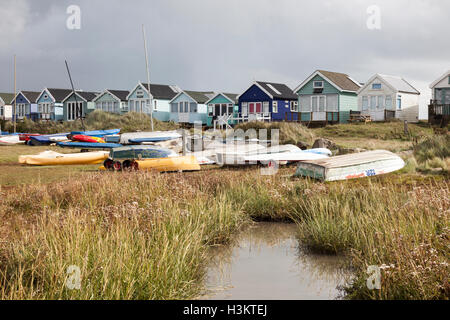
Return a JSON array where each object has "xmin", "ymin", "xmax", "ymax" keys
[
  {"xmin": 72, "ymin": 134, "xmax": 105, "ymax": 143},
  {"xmin": 19, "ymin": 134, "xmax": 41, "ymax": 142}
]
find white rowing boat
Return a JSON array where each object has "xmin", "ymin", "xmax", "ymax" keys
[
  {"xmin": 294, "ymin": 150, "xmax": 405, "ymax": 181},
  {"xmin": 0, "ymin": 135, "xmax": 23, "ymax": 145},
  {"xmin": 243, "ymin": 150, "xmax": 329, "ymax": 163}
]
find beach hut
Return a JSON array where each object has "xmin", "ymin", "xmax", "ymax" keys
[
  {"xmin": 0, "ymin": 93, "xmax": 14, "ymax": 120},
  {"xmin": 430, "ymin": 70, "xmax": 450, "ymax": 104},
  {"xmin": 237, "ymin": 81, "xmax": 298, "ymax": 122},
  {"xmin": 10, "ymin": 91, "xmax": 40, "ymax": 121},
  {"xmin": 205, "ymin": 93, "xmax": 239, "ymax": 127},
  {"xmin": 169, "ymin": 90, "xmax": 215, "ymax": 125},
  {"xmin": 92, "ymin": 90, "xmax": 129, "ymax": 114},
  {"xmin": 127, "ymin": 82, "xmax": 181, "ymax": 121},
  {"xmin": 294, "ymin": 70, "xmax": 361, "ymax": 124},
  {"xmin": 358, "ymin": 74, "xmax": 420, "ymax": 122},
  {"xmin": 36, "ymin": 88, "xmax": 73, "ymax": 121},
  {"xmin": 62, "ymin": 91, "xmax": 99, "ymax": 121},
  {"xmin": 428, "ymin": 70, "xmax": 450, "ymax": 125}
]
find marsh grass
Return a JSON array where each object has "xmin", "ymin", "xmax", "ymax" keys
[
  {"xmin": 0, "ymin": 167, "xmax": 448, "ymax": 300},
  {"xmin": 0, "ymin": 172, "xmax": 247, "ymax": 299},
  {"xmin": 290, "ymin": 177, "xmax": 449, "ymax": 299}
]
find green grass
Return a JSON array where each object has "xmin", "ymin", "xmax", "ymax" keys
[{"xmin": 0, "ymin": 145, "xmax": 100, "ymax": 186}]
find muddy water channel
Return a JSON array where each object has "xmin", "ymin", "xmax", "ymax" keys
[{"xmin": 203, "ymin": 222, "xmax": 350, "ymax": 300}]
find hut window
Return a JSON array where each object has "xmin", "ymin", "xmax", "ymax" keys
[
  {"xmin": 263, "ymin": 102, "xmax": 269, "ymax": 115},
  {"xmin": 377, "ymin": 96, "xmax": 384, "ymax": 109},
  {"xmin": 311, "ymin": 97, "xmax": 317, "ymax": 112},
  {"xmin": 397, "ymin": 96, "xmax": 402, "ymax": 110},
  {"xmin": 242, "ymin": 103, "xmax": 248, "ymax": 116},
  {"xmin": 318, "ymin": 96, "xmax": 325, "ymax": 112},
  {"xmin": 385, "ymin": 96, "xmax": 392, "ymax": 109},
  {"xmin": 370, "ymin": 96, "xmax": 377, "ymax": 110},
  {"xmin": 372, "ymin": 83, "xmax": 382, "ymax": 90},
  {"xmin": 313, "ymin": 81, "xmax": 324, "ymax": 89},
  {"xmin": 362, "ymin": 96, "xmax": 368, "ymax": 111},
  {"xmin": 273, "ymin": 101, "xmax": 278, "ymax": 113},
  {"xmin": 290, "ymin": 101, "xmax": 298, "ymax": 112},
  {"xmin": 227, "ymin": 104, "xmax": 234, "ymax": 115}
]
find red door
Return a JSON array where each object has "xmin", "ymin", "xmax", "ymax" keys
[
  {"xmin": 255, "ymin": 102, "xmax": 262, "ymax": 113},
  {"xmin": 249, "ymin": 103, "xmax": 255, "ymax": 113}
]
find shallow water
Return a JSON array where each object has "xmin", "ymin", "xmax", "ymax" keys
[{"xmin": 203, "ymin": 222, "xmax": 349, "ymax": 300}]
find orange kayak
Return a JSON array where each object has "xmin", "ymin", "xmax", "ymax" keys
[{"xmin": 72, "ymin": 134, "xmax": 105, "ymax": 143}]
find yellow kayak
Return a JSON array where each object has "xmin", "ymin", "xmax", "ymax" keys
[
  {"xmin": 136, "ymin": 155, "xmax": 200, "ymax": 172},
  {"xmin": 19, "ymin": 150, "xmax": 110, "ymax": 166}
]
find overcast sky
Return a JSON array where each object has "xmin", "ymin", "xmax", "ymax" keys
[{"xmin": 1, "ymin": 0, "xmax": 449, "ymax": 118}]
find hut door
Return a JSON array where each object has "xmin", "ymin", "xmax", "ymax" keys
[
  {"xmin": 214, "ymin": 104, "xmax": 221, "ymax": 116},
  {"xmin": 249, "ymin": 103, "xmax": 255, "ymax": 114},
  {"xmin": 255, "ymin": 102, "xmax": 262, "ymax": 114}
]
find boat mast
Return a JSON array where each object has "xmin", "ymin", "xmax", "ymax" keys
[
  {"xmin": 13, "ymin": 55, "xmax": 16, "ymax": 134},
  {"xmin": 65, "ymin": 60, "xmax": 86, "ymax": 132},
  {"xmin": 142, "ymin": 24, "xmax": 154, "ymax": 131}
]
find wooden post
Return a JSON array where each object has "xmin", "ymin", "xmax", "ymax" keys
[{"xmin": 404, "ymin": 120, "xmax": 408, "ymax": 135}]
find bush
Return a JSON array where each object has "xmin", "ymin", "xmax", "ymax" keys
[{"xmin": 413, "ymin": 134, "xmax": 450, "ymax": 163}]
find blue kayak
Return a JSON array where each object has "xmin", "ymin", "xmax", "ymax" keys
[
  {"xmin": 70, "ymin": 129, "xmax": 120, "ymax": 138},
  {"xmin": 57, "ymin": 142, "xmax": 122, "ymax": 149},
  {"xmin": 128, "ymin": 137, "xmax": 177, "ymax": 143}
]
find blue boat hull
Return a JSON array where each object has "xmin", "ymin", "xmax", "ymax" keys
[
  {"xmin": 70, "ymin": 129, "xmax": 120, "ymax": 138},
  {"xmin": 57, "ymin": 142, "xmax": 122, "ymax": 149}
]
